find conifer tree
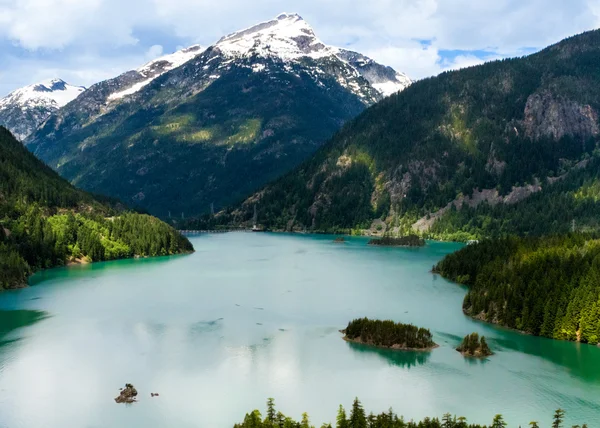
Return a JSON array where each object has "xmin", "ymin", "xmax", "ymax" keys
[
  {"xmin": 552, "ymin": 409, "xmax": 565, "ymax": 428},
  {"xmin": 336, "ymin": 405, "xmax": 348, "ymax": 428},
  {"xmin": 349, "ymin": 398, "xmax": 367, "ymax": 428}
]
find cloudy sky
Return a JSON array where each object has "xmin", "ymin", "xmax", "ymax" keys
[{"xmin": 1, "ymin": 0, "xmax": 599, "ymax": 97}]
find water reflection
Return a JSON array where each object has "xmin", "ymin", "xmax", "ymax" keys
[
  {"xmin": 491, "ymin": 335, "xmax": 600, "ymax": 382},
  {"xmin": 346, "ymin": 341, "xmax": 431, "ymax": 368},
  {"xmin": 0, "ymin": 310, "xmax": 48, "ymax": 347}
]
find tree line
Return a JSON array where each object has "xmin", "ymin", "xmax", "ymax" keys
[{"xmin": 234, "ymin": 398, "xmax": 585, "ymax": 428}]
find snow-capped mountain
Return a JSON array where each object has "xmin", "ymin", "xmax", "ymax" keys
[
  {"xmin": 28, "ymin": 13, "xmax": 411, "ymax": 219},
  {"xmin": 213, "ymin": 13, "xmax": 411, "ymax": 99},
  {"xmin": 98, "ymin": 13, "xmax": 409, "ymax": 105},
  {"xmin": 0, "ymin": 79, "xmax": 85, "ymax": 140},
  {"xmin": 108, "ymin": 45, "xmax": 205, "ymax": 101}
]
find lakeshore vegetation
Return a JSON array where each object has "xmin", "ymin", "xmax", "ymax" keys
[
  {"xmin": 434, "ymin": 234, "xmax": 600, "ymax": 344},
  {"xmin": 342, "ymin": 318, "xmax": 436, "ymax": 350},
  {"xmin": 234, "ymin": 398, "xmax": 585, "ymax": 428},
  {"xmin": 0, "ymin": 127, "xmax": 193, "ymax": 290}
]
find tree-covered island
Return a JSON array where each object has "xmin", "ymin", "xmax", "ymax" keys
[
  {"xmin": 341, "ymin": 318, "xmax": 437, "ymax": 351},
  {"xmin": 456, "ymin": 333, "xmax": 493, "ymax": 358}
]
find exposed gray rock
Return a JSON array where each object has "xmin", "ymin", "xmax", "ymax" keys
[
  {"xmin": 523, "ymin": 91, "xmax": 599, "ymax": 141},
  {"xmin": 413, "ymin": 184, "xmax": 543, "ymax": 232}
]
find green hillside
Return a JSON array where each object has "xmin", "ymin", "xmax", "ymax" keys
[
  {"xmin": 227, "ymin": 29, "xmax": 600, "ymax": 237},
  {"xmin": 0, "ymin": 127, "xmax": 192, "ymax": 290},
  {"xmin": 27, "ymin": 55, "xmax": 374, "ymax": 219},
  {"xmin": 435, "ymin": 234, "xmax": 600, "ymax": 344}
]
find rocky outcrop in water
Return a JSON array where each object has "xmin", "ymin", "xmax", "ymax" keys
[{"xmin": 115, "ymin": 384, "xmax": 138, "ymax": 403}]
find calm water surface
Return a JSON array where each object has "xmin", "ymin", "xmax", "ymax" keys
[{"xmin": 0, "ymin": 233, "xmax": 598, "ymax": 428}]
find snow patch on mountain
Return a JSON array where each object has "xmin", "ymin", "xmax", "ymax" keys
[
  {"xmin": 372, "ymin": 77, "xmax": 411, "ymax": 97},
  {"xmin": 0, "ymin": 79, "xmax": 85, "ymax": 110},
  {"xmin": 213, "ymin": 13, "xmax": 411, "ymax": 98},
  {"xmin": 0, "ymin": 78, "xmax": 85, "ymax": 140},
  {"xmin": 108, "ymin": 45, "xmax": 205, "ymax": 101},
  {"xmin": 216, "ymin": 13, "xmax": 331, "ymax": 61}
]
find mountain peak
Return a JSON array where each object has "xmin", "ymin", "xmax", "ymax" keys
[
  {"xmin": 0, "ymin": 78, "xmax": 85, "ymax": 140},
  {"xmin": 276, "ymin": 12, "xmax": 303, "ymax": 21},
  {"xmin": 0, "ymin": 78, "xmax": 84, "ymax": 109},
  {"xmin": 215, "ymin": 12, "xmax": 325, "ymax": 60},
  {"xmin": 32, "ymin": 78, "xmax": 69, "ymax": 93}
]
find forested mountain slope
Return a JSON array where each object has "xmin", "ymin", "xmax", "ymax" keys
[
  {"xmin": 228, "ymin": 29, "xmax": 600, "ymax": 237},
  {"xmin": 26, "ymin": 14, "xmax": 410, "ymax": 219},
  {"xmin": 0, "ymin": 127, "xmax": 192, "ymax": 290}
]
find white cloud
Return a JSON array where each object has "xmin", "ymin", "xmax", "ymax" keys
[
  {"xmin": 365, "ymin": 44, "xmax": 442, "ymax": 80},
  {"xmin": 145, "ymin": 44, "xmax": 164, "ymax": 61},
  {"xmin": 0, "ymin": 0, "xmax": 598, "ymax": 95},
  {"xmin": 0, "ymin": 0, "xmax": 138, "ymax": 49},
  {"xmin": 1, "ymin": 52, "xmax": 150, "ymax": 93}
]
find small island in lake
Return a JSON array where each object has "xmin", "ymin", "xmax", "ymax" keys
[
  {"xmin": 341, "ymin": 317, "xmax": 437, "ymax": 351},
  {"xmin": 456, "ymin": 333, "xmax": 493, "ymax": 358},
  {"xmin": 115, "ymin": 383, "xmax": 138, "ymax": 403},
  {"xmin": 333, "ymin": 237, "xmax": 346, "ymax": 243},
  {"xmin": 368, "ymin": 235, "xmax": 425, "ymax": 247}
]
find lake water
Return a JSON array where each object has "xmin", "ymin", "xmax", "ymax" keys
[{"xmin": 0, "ymin": 233, "xmax": 598, "ymax": 428}]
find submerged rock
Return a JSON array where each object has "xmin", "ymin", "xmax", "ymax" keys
[
  {"xmin": 333, "ymin": 237, "xmax": 346, "ymax": 243},
  {"xmin": 115, "ymin": 383, "xmax": 138, "ymax": 403}
]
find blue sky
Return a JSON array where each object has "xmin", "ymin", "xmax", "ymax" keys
[{"xmin": 1, "ymin": 0, "xmax": 599, "ymax": 97}]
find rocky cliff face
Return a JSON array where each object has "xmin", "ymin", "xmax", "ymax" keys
[{"xmin": 523, "ymin": 91, "xmax": 599, "ymax": 141}]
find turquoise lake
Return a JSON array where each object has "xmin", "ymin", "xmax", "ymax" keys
[{"xmin": 0, "ymin": 233, "xmax": 598, "ymax": 427}]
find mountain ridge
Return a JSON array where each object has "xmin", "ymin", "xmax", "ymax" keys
[
  {"xmin": 215, "ymin": 28, "xmax": 600, "ymax": 238},
  {"xmin": 26, "ymin": 13, "xmax": 411, "ymax": 219},
  {"xmin": 0, "ymin": 79, "xmax": 85, "ymax": 140}
]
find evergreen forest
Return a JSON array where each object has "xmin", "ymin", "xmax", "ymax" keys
[
  {"xmin": 434, "ymin": 234, "xmax": 600, "ymax": 344},
  {"xmin": 0, "ymin": 127, "xmax": 193, "ymax": 290}
]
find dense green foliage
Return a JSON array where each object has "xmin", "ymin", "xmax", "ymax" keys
[
  {"xmin": 435, "ymin": 234, "xmax": 600, "ymax": 344},
  {"xmin": 343, "ymin": 318, "xmax": 436, "ymax": 350},
  {"xmin": 28, "ymin": 54, "xmax": 370, "ymax": 219},
  {"xmin": 368, "ymin": 235, "xmax": 425, "ymax": 247},
  {"xmin": 233, "ymin": 398, "xmax": 586, "ymax": 428},
  {"xmin": 456, "ymin": 333, "xmax": 493, "ymax": 357},
  {"xmin": 0, "ymin": 127, "xmax": 192, "ymax": 290},
  {"xmin": 227, "ymin": 29, "xmax": 600, "ymax": 237},
  {"xmin": 429, "ymin": 155, "xmax": 600, "ymax": 240}
]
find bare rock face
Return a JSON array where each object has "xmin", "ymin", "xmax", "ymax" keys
[
  {"xmin": 115, "ymin": 383, "xmax": 138, "ymax": 404},
  {"xmin": 523, "ymin": 91, "xmax": 599, "ymax": 141}
]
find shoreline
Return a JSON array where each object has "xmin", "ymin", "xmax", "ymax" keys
[
  {"xmin": 342, "ymin": 334, "xmax": 439, "ymax": 352},
  {"xmin": 8, "ymin": 250, "xmax": 195, "ymax": 292},
  {"xmin": 458, "ymin": 350, "xmax": 494, "ymax": 358}
]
